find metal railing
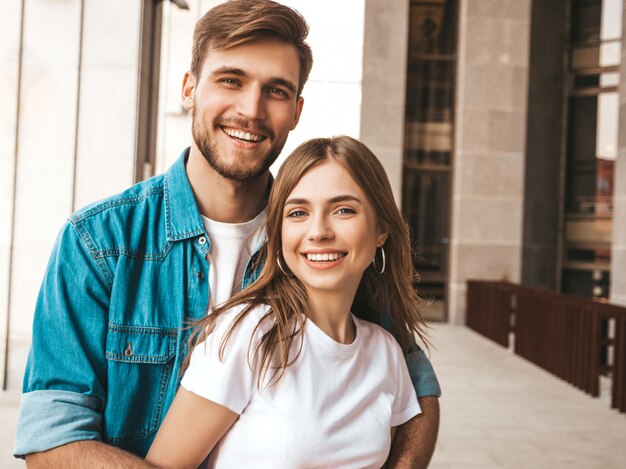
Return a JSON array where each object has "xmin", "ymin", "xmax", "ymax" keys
[{"xmin": 466, "ymin": 280, "xmax": 626, "ymax": 414}]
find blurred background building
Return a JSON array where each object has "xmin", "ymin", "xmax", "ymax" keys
[{"xmin": 1, "ymin": 0, "xmax": 626, "ymax": 391}]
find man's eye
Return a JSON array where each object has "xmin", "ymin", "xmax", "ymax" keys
[
  {"xmin": 220, "ymin": 78, "xmax": 240, "ymax": 86},
  {"xmin": 269, "ymin": 87, "xmax": 288, "ymax": 98}
]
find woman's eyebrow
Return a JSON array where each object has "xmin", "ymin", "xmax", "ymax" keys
[
  {"xmin": 284, "ymin": 195, "xmax": 362, "ymax": 206},
  {"xmin": 285, "ymin": 197, "xmax": 309, "ymax": 206},
  {"xmin": 328, "ymin": 195, "xmax": 362, "ymax": 204}
]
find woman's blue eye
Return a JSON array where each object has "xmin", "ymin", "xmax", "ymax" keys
[
  {"xmin": 337, "ymin": 208, "xmax": 356, "ymax": 215},
  {"xmin": 287, "ymin": 210, "xmax": 307, "ymax": 218}
]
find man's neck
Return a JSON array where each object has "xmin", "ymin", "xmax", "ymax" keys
[{"xmin": 186, "ymin": 147, "xmax": 269, "ymax": 223}]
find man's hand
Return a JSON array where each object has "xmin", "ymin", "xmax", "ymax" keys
[
  {"xmin": 25, "ymin": 441, "xmax": 157, "ymax": 469},
  {"xmin": 387, "ymin": 396, "xmax": 440, "ymax": 469}
]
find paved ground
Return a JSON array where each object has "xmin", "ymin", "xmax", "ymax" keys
[
  {"xmin": 1, "ymin": 324, "xmax": 625, "ymax": 468},
  {"xmin": 428, "ymin": 324, "xmax": 626, "ymax": 468}
]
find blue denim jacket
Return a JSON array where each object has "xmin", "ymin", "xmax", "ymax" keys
[{"xmin": 15, "ymin": 148, "xmax": 440, "ymax": 458}]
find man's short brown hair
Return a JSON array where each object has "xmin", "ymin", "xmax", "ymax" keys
[{"xmin": 191, "ymin": 0, "xmax": 313, "ymax": 96}]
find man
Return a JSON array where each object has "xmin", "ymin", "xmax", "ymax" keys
[{"xmin": 15, "ymin": 1, "xmax": 440, "ymax": 467}]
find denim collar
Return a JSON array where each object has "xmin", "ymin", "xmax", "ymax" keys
[{"xmin": 164, "ymin": 148, "xmax": 206, "ymax": 242}]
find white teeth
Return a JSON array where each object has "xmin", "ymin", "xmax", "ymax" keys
[
  {"xmin": 223, "ymin": 127, "xmax": 263, "ymax": 142},
  {"xmin": 305, "ymin": 252, "xmax": 344, "ymax": 262}
]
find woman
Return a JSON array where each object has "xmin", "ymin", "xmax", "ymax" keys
[{"xmin": 146, "ymin": 136, "xmax": 429, "ymax": 468}]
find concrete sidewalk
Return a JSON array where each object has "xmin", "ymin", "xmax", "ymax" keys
[
  {"xmin": 1, "ymin": 324, "xmax": 625, "ymax": 468},
  {"xmin": 428, "ymin": 324, "xmax": 626, "ymax": 468}
]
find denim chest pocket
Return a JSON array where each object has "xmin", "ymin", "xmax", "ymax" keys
[{"xmin": 104, "ymin": 324, "xmax": 177, "ymax": 447}]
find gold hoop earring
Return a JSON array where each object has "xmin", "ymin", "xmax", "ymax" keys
[
  {"xmin": 277, "ymin": 251, "xmax": 290, "ymax": 276},
  {"xmin": 372, "ymin": 245, "xmax": 386, "ymax": 274}
]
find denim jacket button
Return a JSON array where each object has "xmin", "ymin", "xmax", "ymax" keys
[
  {"xmin": 198, "ymin": 236, "xmax": 207, "ymax": 245},
  {"xmin": 124, "ymin": 342, "xmax": 134, "ymax": 357}
]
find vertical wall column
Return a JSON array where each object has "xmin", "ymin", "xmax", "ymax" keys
[
  {"xmin": 0, "ymin": 0, "xmax": 24, "ymax": 389},
  {"xmin": 448, "ymin": 0, "xmax": 532, "ymax": 324},
  {"xmin": 610, "ymin": 1, "xmax": 626, "ymax": 305},
  {"xmin": 6, "ymin": 0, "xmax": 83, "ymax": 389},
  {"xmin": 2, "ymin": 0, "xmax": 144, "ymax": 390},
  {"xmin": 74, "ymin": 0, "xmax": 142, "ymax": 209},
  {"xmin": 360, "ymin": 0, "xmax": 410, "ymax": 202}
]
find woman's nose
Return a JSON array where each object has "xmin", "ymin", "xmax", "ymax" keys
[{"xmin": 307, "ymin": 215, "xmax": 334, "ymax": 241}]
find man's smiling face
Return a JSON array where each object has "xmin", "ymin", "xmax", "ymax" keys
[{"xmin": 184, "ymin": 38, "xmax": 304, "ymax": 182}]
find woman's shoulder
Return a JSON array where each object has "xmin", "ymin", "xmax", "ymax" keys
[
  {"xmin": 213, "ymin": 303, "xmax": 274, "ymax": 340},
  {"xmin": 354, "ymin": 316, "xmax": 404, "ymax": 354}
]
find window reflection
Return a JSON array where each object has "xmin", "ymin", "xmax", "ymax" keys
[
  {"xmin": 562, "ymin": 0, "xmax": 621, "ymax": 300},
  {"xmin": 402, "ymin": 0, "xmax": 457, "ymax": 319}
]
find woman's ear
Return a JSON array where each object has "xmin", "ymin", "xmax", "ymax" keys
[{"xmin": 376, "ymin": 230, "xmax": 388, "ymax": 247}]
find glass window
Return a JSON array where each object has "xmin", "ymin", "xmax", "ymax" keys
[
  {"xmin": 562, "ymin": 0, "xmax": 621, "ymax": 300},
  {"xmin": 403, "ymin": 0, "xmax": 457, "ymax": 320}
]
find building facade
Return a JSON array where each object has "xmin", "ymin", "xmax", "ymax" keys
[{"xmin": 1, "ymin": 0, "xmax": 625, "ymax": 389}]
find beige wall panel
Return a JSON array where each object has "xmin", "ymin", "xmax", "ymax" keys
[
  {"xmin": 449, "ymin": 0, "xmax": 531, "ymax": 323},
  {"xmin": 0, "ymin": 0, "xmax": 23, "ymax": 388},
  {"xmin": 466, "ymin": 0, "xmax": 531, "ymax": 19},
  {"xmin": 360, "ymin": 0, "xmax": 408, "ymax": 203},
  {"xmin": 7, "ymin": 0, "xmax": 82, "ymax": 389},
  {"xmin": 74, "ymin": 68, "xmax": 140, "ymax": 207},
  {"xmin": 456, "ymin": 152, "xmax": 524, "ymax": 197},
  {"xmin": 447, "ymin": 282, "xmax": 467, "ymax": 325},
  {"xmin": 463, "ymin": 65, "xmax": 525, "ymax": 111},
  {"xmin": 453, "ymin": 243, "xmax": 522, "ymax": 285},
  {"xmin": 454, "ymin": 197, "xmax": 524, "ymax": 243},
  {"xmin": 73, "ymin": 0, "xmax": 142, "ymax": 209}
]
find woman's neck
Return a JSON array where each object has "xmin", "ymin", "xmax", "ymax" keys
[{"xmin": 306, "ymin": 291, "xmax": 356, "ymax": 344}]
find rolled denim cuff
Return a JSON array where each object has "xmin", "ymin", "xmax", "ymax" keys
[
  {"xmin": 14, "ymin": 390, "xmax": 103, "ymax": 458},
  {"xmin": 408, "ymin": 348, "xmax": 442, "ymax": 398}
]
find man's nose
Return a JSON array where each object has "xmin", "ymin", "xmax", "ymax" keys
[{"xmin": 236, "ymin": 86, "xmax": 266, "ymax": 121}]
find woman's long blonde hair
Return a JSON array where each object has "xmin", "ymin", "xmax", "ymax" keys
[{"xmin": 185, "ymin": 136, "xmax": 428, "ymax": 387}]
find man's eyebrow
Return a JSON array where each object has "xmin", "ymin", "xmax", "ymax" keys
[
  {"xmin": 210, "ymin": 66, "xmax": 247, "ymax": 77},
  {"xmin": 285, "ymin": 195, "xmax": 362, "ymax": 206}
]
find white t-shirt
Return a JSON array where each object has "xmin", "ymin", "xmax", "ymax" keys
[
  {"xmin": 181, "ymin": 304, "xmax": 421, "ymax": 469},
  {"xmin": 202, "ymin": 210, "xmax": 266, "ymax": 308}
]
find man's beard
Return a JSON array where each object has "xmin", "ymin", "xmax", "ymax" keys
[{"xmin": 192, "ymin": 107, "xmax": 282, "ymax": 183}]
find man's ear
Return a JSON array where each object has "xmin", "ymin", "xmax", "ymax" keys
[
  {"xmin": 181, "ymin": 71, "xmax": 196, "ymax": 111},
  {"xmin": 291, "ymin": 96, "xmax": 304, "ymax": 130}
]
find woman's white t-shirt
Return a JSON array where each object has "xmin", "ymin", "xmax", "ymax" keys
[{"xmin": 181, "ymin": 304, "xmax": 421, "ymax": 469}]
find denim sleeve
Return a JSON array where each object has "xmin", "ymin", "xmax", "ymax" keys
[
  {"xmin": 14, "ymin": 390, "xmax": 102, "ymax": 457},
  {"xmin": 14, "ymin": 221, "xmax": 110, "ymax": 457},
  {"xmin": 406, "ymin": 346, "xmax": 442, "ymax": 398}
]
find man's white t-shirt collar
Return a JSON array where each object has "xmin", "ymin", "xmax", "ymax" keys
[{"xmin": 202, "ymin": 208, "xmax": 267, "ymax": 310}]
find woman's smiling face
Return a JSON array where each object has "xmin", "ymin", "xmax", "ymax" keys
[{"xmin": 281, "ymin": 159, "xmax": 387, "ymax": 299}]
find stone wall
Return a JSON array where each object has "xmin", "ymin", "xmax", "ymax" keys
[{"xmin": 448, "ymin": 0, "xmax": 532, "ymax": 324}]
